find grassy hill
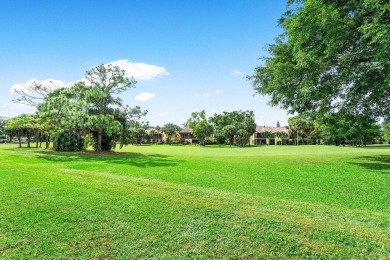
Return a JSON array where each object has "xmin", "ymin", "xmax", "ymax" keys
[{"xmin": 0, "ymin": 144, "xmax": 389, "ymax": 258}]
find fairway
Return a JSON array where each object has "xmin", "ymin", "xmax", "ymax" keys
[{"xmin": 1, "ymin": 144, "xmax": 389, "ymax": 258}]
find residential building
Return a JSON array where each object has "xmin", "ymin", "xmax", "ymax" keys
[
  {"xmin": 251, "ymin": 126, "xmax": 290, "ymax": 145},
  {"xmin": 180, "ymin": 128, "xmax": 198, "ymax": 144},
  {"xmin": 145, "ymin": 128, "xmax": 163, "ymax": 143}
]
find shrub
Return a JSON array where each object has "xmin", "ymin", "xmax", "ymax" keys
[
  {"xmin": 54, "ymin": 131, "xmax": 84, "ymax": 151},
  {"xmin": 215, "ymin": 133, "xmax": 226, "ymax": 144}
]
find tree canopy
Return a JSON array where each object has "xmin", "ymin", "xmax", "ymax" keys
[
  {"xmin": 249, "ymin": 0, "xmax": 390, "ymax": 120},
  {"xmin": 4, "ymin": 114, "xmax": 40, "ymax": 148},
  {"xmin": 162, "ymin": 123, "xmax": 181, "ymax": 144},
  {"xmin": 288, "ymin": 116, "xmax": 314, "ymax": 145},
  {"xmin": 186, "ymin": 110, "xmax": 213, "ymax": 146},
  {"xmin": 210, "ymin": 110, "xmax": 256, "ymax": 146},
  {"xmin": 36, "ymin": 64, "xmax": 146, "ymax": 151}
]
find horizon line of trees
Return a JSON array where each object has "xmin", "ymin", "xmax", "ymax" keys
[{"xmin": 2, "ymin": 109, "xmax": 389, "ymax": 150}]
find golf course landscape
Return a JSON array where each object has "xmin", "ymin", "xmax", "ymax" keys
[
  {"xmin": 1, "ymin": 144, "xmax": 389, "ymax": 258},
  {"xmin": 1, "ymin": 0, "xmax": 390, "ymax": 258}
]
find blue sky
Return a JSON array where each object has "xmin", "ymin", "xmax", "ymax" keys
[{"xmin": 0, "ymin": 0, "xmax": 290, "ymax": 127}]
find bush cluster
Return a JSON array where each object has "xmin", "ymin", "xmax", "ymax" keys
[{"xmin": 54, "ymin": 131, "xmax": 84, "ymax": 151}]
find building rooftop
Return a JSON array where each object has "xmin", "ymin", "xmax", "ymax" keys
[
  {"xmin": 255, "ymin": 126, "xmax": 288, "ymax": 133},
  {"xmin": 179, "ymin": 128, "xmax": 193, "ymax": 134}
]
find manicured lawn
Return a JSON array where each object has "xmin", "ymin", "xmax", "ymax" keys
[{"xmin": 0, "ymin": 144, "xmax": 389, "ymax": 258}]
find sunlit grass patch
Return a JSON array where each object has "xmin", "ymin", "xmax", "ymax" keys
[{"xmin": 0, "ymin": 144, "xmax": 389, "ymax": 258}]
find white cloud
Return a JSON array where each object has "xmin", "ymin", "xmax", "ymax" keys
[
  {"xmin": 9, "ymin": 59, "xmax": 169, "ymax": 93},
  {"xmin": 232, "ymin": 69, "xmax": 242, "ymax": 76},
  {"xmin": 108, "ymin": 59, "xmax": 169, "ymax": 81},
  {"xmin": 10, "ymin": 78, "xmax": 69, "ymax": 93},
  {"xmin": 194, "ymin": 93, "xmax": 200, "ymax": 98},
  {"xmin": 215, "ymin": 89, "xmax": 223, "ymax": 94},
  {"xmin": 157, "ymin": 112, "xmax": 168, "ymax": 116},
  {"xmin": 135, "ymin": 92, "xmax": 156, "ymax": 102}
]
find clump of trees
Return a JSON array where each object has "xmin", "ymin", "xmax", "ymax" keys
[
  {"xmin": 285, "ymin": 113, "xmax": 383, "ymax": 146},
  {"xmin": 288, "ymin": 116, "xmax": 314, "ymax": 145},
  {"xmin": 186, "ymin": 110, "xmax": 213, "ymax": 146},
  {"xmin": 4, "ymin": 114, "xmax": 41, "ymax": 148},
  {"xmin": 209, "ymin": 110, "xmax": 257, "ymax": 147},
  {"xmin": 182, "ymin": 110, "xmax": 257, "ymax": 147},
  {"xmin": 7, "ymin": 64, "xmax": 147, "ymax": 152},
  {"xmin": 161, "ymin": 123, "xmax": 181, "ymax": 144},
  {"xmin": 315, "ymin": 112, "xmax": 382, "ymax": 146}
]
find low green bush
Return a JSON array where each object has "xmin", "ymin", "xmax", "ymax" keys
[{"xmin": 54, "ymin": 131, "xmax": 84, "ymax": 151}]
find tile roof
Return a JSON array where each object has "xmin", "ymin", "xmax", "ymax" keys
[
  {"xmin": 179, "ymin": 128, "xmax": 193, "ymax": 134},
  {"xmin": 255, "ymin": 126, "xmax": 288, "ymax": 133}
]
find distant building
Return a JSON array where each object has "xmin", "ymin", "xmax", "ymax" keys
[
  {"xmin": 180, "ymin": 128, "xmax": 197, "ymax": 144},
  {"xmin": 179, "ymin": 128, "xmax": 216, "ymax": 144},
  {"xmin": 155, "ymin": 125, "xmax": 290, "ymax": 145},
  {"xmin": 146, "ymin": 128, "xmax": 163, "ymax": 143},
  {"xmin": 251, "ymin": 126, "xmax": 290, "ymax": 145}
]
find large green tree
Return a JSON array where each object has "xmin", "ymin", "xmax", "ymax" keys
[
  {"xmin": 210, "ymin": 110, "xmax": 256, "ymax": 146},
  {"xmin": 288, "ymin": 116, "xmax": 314, "ymax": 145},
  {"xmin": 235, "ymin": 129, "xmax": 251, "ymax": 147},
  {"xmin": 249, "ymin": 0, "xmax": 390, "ymax": 120},
  {"xmin": 37, "ymin": 65, "xmax": 146, "ymax": 151},
  {"xmin": 222, "ymin": 125, "xmax": 236, "ymax": 147},
  {"xmin": 83, "ymin": 64, "xmax": 138, "ymax": 151},
  {"xmin": 162, "ymin": 123, "xmax": 181, "ymax": 144},
  {"xmin": 186, "ymin": 110, "xmax": 214, "ymax": 146},
  {"xmin": 37, "ymin": 87, "xmax": 83, "ymax": 148},
  {"xmin": 274, "ymin": 131, "xmax": 288, "ymax": 145},
  {"xmin": 316, "ymin": 112, "xmax": 381, "ymax": 146}
]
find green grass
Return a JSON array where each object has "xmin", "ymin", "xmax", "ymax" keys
[{"xmin": 0, "ymin": 144, "xmax": 389, "ymax": 258}]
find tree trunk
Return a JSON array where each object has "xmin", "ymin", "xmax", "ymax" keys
[
  {"xmin": 27, "ymin": 131, "xmax": 31, "ymax": 148},
  {"xmin": 45, "ymin": 134, "xmax": 50, "ymax": 149},
  {"xmin": 39, "ymin": 132, "xmax": 42, "ymax": 148},
  {"xmin": 18, "ymin": 135, "xmax": 21, "ymax": 148},
  {"xmin": 97, "ymin": 130, "xmax": 102, "ymax": 151}
]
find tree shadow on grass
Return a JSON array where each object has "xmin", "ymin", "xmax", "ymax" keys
[
  {"xmin": 358, "ymin": 145, "xmax": 390, "ymax": 150},
  {"xmin": 350, "ymin": 155, "xmax": 390, "ymax": 173},
  {"xmin": 32, "ymin": 150, "xmax": 185, "ymax": 168}
]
